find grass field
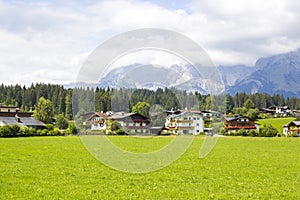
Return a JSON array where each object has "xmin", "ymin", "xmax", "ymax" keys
[
  {"xmin": 257, "ymin": 117, "xmax": 295, "ymax": 134},
  {"xmin": 1, "ymin": 136, "xmax": 300, "ymax": 199}
]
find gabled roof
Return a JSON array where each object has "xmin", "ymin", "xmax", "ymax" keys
[
  {"xmin": 109, "ymin": 112, "xmax": 150, "ymax": 123},
  {"xmin": 85, "ymin": 112, "xmax": 108, "ymax": 121},
  {"xmin": 284, "ymin": 121, "xmax": 300, "ymax": 127}
]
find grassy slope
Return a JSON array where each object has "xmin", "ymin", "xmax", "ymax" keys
[
  {"xmin": 0, "ymin": 136, "xmax": 300, "ymax": 199},
  {"xmin": 257, "ymin": 117, "xmax": 295, "ymax": 133}
]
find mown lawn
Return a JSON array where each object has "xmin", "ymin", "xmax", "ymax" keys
[
  {"xmin": 0, "ymin": 136, "xmax": 300, "ymax": 199},
  {"xmin": 257, "ymin": 117, "xmax": 295, "ymax": 134}
]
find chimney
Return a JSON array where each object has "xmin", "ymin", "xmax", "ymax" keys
[{"xmin": 15, "ymin": 114, "xmax": 21, "ymax": 123}]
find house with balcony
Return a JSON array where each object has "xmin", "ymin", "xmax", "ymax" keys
[
  {"xmin": 223, "ymin": 116, "xmax": 257, "ymax": 133},
  {"xmin": 108, "ymin": 112, "xmax": 150, "ymax": 134},
  {"xmin": 165, "ymin": 110, "xmax": 204, "ymax": 135},
  {"xmin": 82, "ymin": 112, "xmax": 108, "ymax": 130}
]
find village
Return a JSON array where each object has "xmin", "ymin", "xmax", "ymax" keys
[
  {"xmin": 79, "ymin": 105, "xmax": 300, "ymax": 137},
  {"xmin": 1, "ymin": 102, "xmax": 300, "ymax": 137}
]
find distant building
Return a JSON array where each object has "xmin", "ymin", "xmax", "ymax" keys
[
  {"xmin": 0, "ymin": 104, "xmax": 45, "ymax": 129},
  {"xmin": 259, "ymin": 108, "xmax": 275, "ymax": 115},
  {"xmin": 271, "ymin": 106, "xmax": 291, "ymax": 116},
  {"xmin": 165, "ymin": 110, "xmax": 204, "ymax": 135},
  {"xmin": 283, "ymin": 121, "xmax": 300, "ymax": 136},
  {"xmin": 259, "ymin": 106, "xmax": 291, "ymax": 117},
  {"xmin": 224, "ymin": 116, "xmax": 257, "ymax": 133}
]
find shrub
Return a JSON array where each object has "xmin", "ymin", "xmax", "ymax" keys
[
  {"xmin": 36, "ymin": 129, "xmax": 43, "ymax": 136},
  {"xmin": 239, "ymin": 128, "xmax": 248, "ymax": 136},
  {"xmin": 68, "ymin": 123, "xmax": 78, "ymax": 135},
  {"xmin": 46, "ymin": 124, "xmax": 54, "ymax": 131},
  {"xmin": 20, "ymin": 126, "xmax": 29, "ymax": 136},
  {"xmin": 41, "ymin": 129, "xmax": 48, "ymax": 136},
  {"xmin": 259, "ymin": 124, "xmax": 278, "ymax": 137},
  {"xmin": 116, "ymin": 129, "xmax": 126, "ymax": 135},
  {"xmin": 63, "ymin": 128, "xmax": 72, "ymax": 135},
  {"xmin": 0, "ymin": 125, "xmax": 11, "ymax": 137},
  {"xmin": 56, "ymin": 114, "xmax": 69, "ymax": 129},
  {"xmin": 9, "ymin": 124, "xmax": 20, "ymax": 136},
  {"xmin": 51, "ymin": 128, "xmax": 61, "ymax": 136},
  {"xmin": 248, "ymin": 130, "xmax": 258, "ymax": 137}
]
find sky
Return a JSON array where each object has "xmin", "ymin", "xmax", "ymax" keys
[{"xmin": 1, "ymin": 0, "xmax": 300, "ymax": 86}]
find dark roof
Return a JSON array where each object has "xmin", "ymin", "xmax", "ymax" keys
[
  {"xmin": 0, "ymin": 116, "xmax": 45, "ymax": 127},
  {"xmin": 284, "ymin": 121, "xmax": 300, "ymax": 127},
  {"xmin": 109, "ymin": 112, "xmax": 150, "ymax": 123},
  {"xmin": 225, "ymin": 116, "xmax": 252, "ymax": 121},
  {"xmin": 20, "ymin": 117, "xmax": 46, "ymax": 127}
]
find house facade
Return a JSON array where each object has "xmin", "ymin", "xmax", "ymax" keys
[
  {"xmin": 165, "ymin": 110, "xmax": 204, "ymax": 135},
  {"xmin": 108, "ymin": 112, "xmax": 150, "ymax": 134},
  {"xmin": 224, "ymin": 116, "xmax": 257, "ymax": 132},
  {"xmin": 82, "ymin": 112, "xmax": 108, "ymax": 130},
  {"xmin": 283, "ymin": 121, "xmax": 300, "ymax": 136}
]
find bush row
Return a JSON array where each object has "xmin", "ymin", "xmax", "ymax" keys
[
  {"xmin": 0, "ymin": 123, "xmax": 78, "ymax": 138},
  {"xmin": 222, "ymin": 124, "xmax": 281, "ymax": 137}
]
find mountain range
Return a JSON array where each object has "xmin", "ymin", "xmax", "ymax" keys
[
  {"xmin": 224, "ymin": 49, "xmax": 300, "ymax": 97},
  {"xmin": 68, "ymin": 49, "xmax": 300, "ymax": 98}
]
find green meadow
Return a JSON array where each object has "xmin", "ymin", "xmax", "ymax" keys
[
  {"xmin": 257, "ymin": 117, "xmax": 295, "ymax": 133},
  {"xmin": 0, "ymin": 136, "xmax": 300, "ymax": 199}
]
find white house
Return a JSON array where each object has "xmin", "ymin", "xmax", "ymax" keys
[
  {"xmin": 82, "ymin": 112, "xmax": 108, "ymax": 130},
  {"xmin": 165, "ymin": 110, "xmax": 204, "ymax": 135}
]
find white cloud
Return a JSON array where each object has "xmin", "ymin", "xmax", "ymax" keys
[{"xmin": 0, "ymin": 0, "xmax": 300, "ymax": 85}]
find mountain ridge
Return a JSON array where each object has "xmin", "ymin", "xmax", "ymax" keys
[{"xmin": 65, "ymin": 49, "xmax": 300, "ymax": 97}]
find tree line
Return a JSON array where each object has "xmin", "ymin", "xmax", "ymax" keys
[{"xmin": 0, "ymin": 83, "xmax": 72, "ymax": 119}]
